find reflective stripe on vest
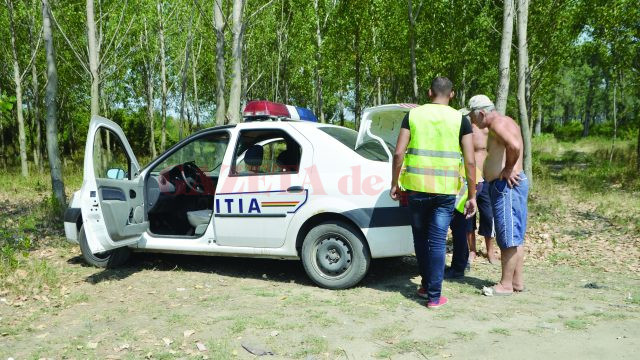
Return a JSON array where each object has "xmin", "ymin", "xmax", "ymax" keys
[
  {"xmin": 399, "ymin": 104, "xmax": 466, "ymax": 197},
  {"xmin": 405, "ymin": 166, "xmax": 459, "ymax": 178},
  {"xmin": 406, "ymin": 148, "xmax": 462, "ymax": 159}
]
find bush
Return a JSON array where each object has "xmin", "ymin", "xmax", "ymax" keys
[{"xmin": 552, "ymin": 121, "xmax": 584, "ymax": 141}]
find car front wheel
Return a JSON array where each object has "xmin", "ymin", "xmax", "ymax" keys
[
  {"xmin": 301, "ymin": 221, "xmax": 370, "ymax": 289},
  {"xmin": 78, "ymin": 225, "xmax": 130, "ymax": 268}
]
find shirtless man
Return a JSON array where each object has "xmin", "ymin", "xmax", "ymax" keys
[
  {"xmin": 445, "ymin": 111, "xmax": 496, "ymax": 279},
  {"xmin": 467, "ymin": 95, "xmax": 529, "ymax": 296},
  {"xmin": 469, "ymin": 119, "xmax": 499, "ymax": 265}
]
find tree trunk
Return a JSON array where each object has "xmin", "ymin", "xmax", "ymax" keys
[
  {"xmin": 158, "ymin": 1, "xmax": 168, "ymax": 151},
  {"xmin": 354, "ymin": 24, "xmax": 361, "ymax": 129},
  {"xmin": 225, "ymin": 0, "xmax": 245, "ymax": 124},
  {"xmin": 534, "ymin": 101, "xmax": 542, "ymax": 136},
  {"xmin": 516, "ymin": 0, "xmax": 532, "ymax": 185},
  {"xmin": 179, "ymin": 23, "xmax": 192, "ymax": 140},
  {"xmin": 8, "ymin": 0, "xmax": 29, "ymax": 177},
  {"xmin": 636, "ymin": 118, "xmax": 640, "ymax": 173},
  {"xmin": 496, "ymin": 0, "xmax": 514, "ymax": 115},
  {"xmin": 142, "ymin": 18, "xmax": 156, "ymax": 158},
  {"xmin": 30, "ymin": 3, "xmax": 43, "ymax": 173},
  {"xmin": 192, "ymin": 38, "xmax": 202, "ymax": 128},
  {"xmin": 609, "ymin": 81, "xmax": 617, "ymax": 164},
  {"xmin": 408, "ymin": 0, "xmax": 419, "ymax": 103},
  {"xmin": 42, "ymin": 0, "xmax": 66, "ymax": 209},
  {"xmin": 213, "ymin": 0, "xmax": 226, "ymax": 126},
  {"xmin": 145, "ymin": 73, "xmax": 156, "ymax": 158},
  {"xmin": 86, "ymin": 0, "xmax": 100, "ymax": 117},
  {"xmin": 377, "ymin": 76, "xmax": 382, "ymax": 106},
  {"xmin": 582, "ymin": 74, "xmax": 595, "ymax": 137},
  {"xmin": 313, "ymin": 0, "xmax": 325, "ymax": 123}
]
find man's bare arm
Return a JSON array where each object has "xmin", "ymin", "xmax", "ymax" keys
[
  {"xmin": 392, "ymin": 128, "xmax": 410, "ymax": 187},
  {"xmin": 460, "ymin": 133, "xmax": 476, "ymax": 199},
  {"xmin": 492, "ymin": 118, "xmax": 523, "ymax": 186},
  {"xmin": 390, "ymin": 128, "xmax": 410, "ymax": 200},
  {"xmin": 460, "ymin": 133, "xmax": 478, "ymax": 217},
  {"xmin": 493, "ymin": 118, "xmax": 522, "ymax": 172}
]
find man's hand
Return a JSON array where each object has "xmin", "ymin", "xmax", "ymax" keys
[
  {"xmin": 464, "ymin": 198, "xmax": 477, "ymax": 219},
  {"xmin": 389, "ymin": 185, "xmax": 400, "ymax": 201},
  {"xmin": 499, "ymin": 167, "xmax": 521, "ymax": 187}
]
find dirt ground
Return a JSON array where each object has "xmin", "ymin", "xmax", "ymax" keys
[
  {"xmin": 1, "ymin": 158, "xmax": 640, "ymax": 359},
  {"xmin": 1, "ymin": 242, "xmax": 639, "ymax": 359}
]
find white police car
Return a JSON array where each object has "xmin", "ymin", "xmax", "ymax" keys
[{"xmin": 64, "ymin": 101, "xmax": 418, "ymax": 289}]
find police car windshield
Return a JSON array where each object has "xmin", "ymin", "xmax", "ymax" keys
[{"xmin": 318, "ymin": 126, "xmax": 388, "ymax": 162}]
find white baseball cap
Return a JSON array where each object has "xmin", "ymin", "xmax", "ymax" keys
[{"xmin": 468, "ymin": 95, "xmax": 495, "ymax": 111}]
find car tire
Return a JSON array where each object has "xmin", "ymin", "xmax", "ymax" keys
[
  {"xmin": 301, "ymin": 221, "xmax": 370, "ymax": 289},
  {"xmin": 78, "ymin": 225, "xmax": 130, "ymax": 268}
]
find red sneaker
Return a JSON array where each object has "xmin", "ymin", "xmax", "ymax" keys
[
  {"xmin": 416, "ymin": 287, "xmax": 429, "ymax": 299},
  {"xmin": 426, "ymin": 296, "xmax": 448, "ymax": 309}
]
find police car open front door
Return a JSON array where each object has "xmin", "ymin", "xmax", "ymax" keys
[
  {"xmin": 214, "ymin": 126, "xmax": 312, "ymax": 248},
  {"xmin": 80, "ymin": 116, "xmax": 149, "ymax": 253}
]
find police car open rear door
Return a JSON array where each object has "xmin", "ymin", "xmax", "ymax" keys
[{"xmin": 80, "ymin": 115, "xmax": 148, "ymax": 253}]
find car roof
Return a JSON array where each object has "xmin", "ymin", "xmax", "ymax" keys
[{"xmin": 194, "ymin": 120, "xmax": 341, "ymax": 133}]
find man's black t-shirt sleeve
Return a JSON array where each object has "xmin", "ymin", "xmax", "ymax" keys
[
  {"xmin": 401, "ymin": 113, "xmax": 473, "ymax": 143},
  {"xmin": 459, "ymin": 115, "xmax": 472, "ymax": 140},
  {"xmin": 401, "ymin": 113, "xmax": 410, "ymax": 130}
]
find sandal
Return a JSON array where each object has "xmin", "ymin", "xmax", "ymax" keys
[{"xmin": 482, "ymin": 286, "xmax": 513, "ymax": 296}]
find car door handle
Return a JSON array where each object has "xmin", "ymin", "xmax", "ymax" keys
[{"xmin": 286, "ymin": 186, "xmax": 304, "ymax": 193}]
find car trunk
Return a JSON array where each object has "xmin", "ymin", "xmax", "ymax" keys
[{"xmin": 356, "ymin": 104, "xmax": 418, "ymax": 161}]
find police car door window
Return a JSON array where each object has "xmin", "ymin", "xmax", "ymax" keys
[
  {"xmin": 93, "ymin": 127, "xmax": 131, "ymax": 180},
  {"xmin": 232, "ymin": 130, "xmax": 301, "ymax": 175},
  {"xmin": 152, "ymin": 132, "xmax": 230, "ymax": 176}
]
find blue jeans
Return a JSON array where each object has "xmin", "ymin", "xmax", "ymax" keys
[
  {"xmin": 408, "ymin": 192, "xmax": 456, "ymax": 303},
  {"xmin": 450, "ymin": 211, "xmax": 470, "ymax": 273}
]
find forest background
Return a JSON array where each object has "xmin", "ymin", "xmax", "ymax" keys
[
  {"xmin": 1, "ymin": 2, "xmax": 639, "ymax": 357},
  {"xmin": 0, "ymin": 0, "xmax": 638, "ymax": 207}
]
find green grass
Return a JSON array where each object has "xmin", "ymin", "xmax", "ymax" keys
[
  {"xmin": 627, "ymin": 292, "xmax": 640, "ymax": 305},
  {"xmin": 453, "ymin": 330, "xmax": 477, "ymax": 341},
  {"xmin": 489, "ymin": 327, "xmax": 511, "ymax": 336},
  {"xmin": 565, "ymin": 318, "xmax": 589, "ymax": 330},
  {"xmin": 371, "ymin": 323, "xmax": 411, "ymax": 343},
  {"xmin": 294, "ymin": 335, "xmax": 329, "ymax": 357},
  {"xmin": 374, "ymin": 338, "xmax": 443, "ymax": 358},
  {"xmin": 532, "ymin": 135, "xmax": 640, "ymax": 232}
]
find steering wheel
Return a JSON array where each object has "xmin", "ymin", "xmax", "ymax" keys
[{"xmin": 180, "ymin": 161, "xmax": 207, "ymax": 194}]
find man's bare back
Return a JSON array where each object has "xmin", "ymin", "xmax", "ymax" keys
[{"xmin": 483, "ymin": 115, "xmax": 523, "ymax": 182}]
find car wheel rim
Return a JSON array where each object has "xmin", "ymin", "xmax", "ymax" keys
[{"xmin": 312, "ymin": 233, "xmax": 352, "ymax": 279}]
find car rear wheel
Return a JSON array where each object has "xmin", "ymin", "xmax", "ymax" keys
[
  {"xmin": 78, "ymin": 225, "xmax": 130, "ymax": 268},
  {"xmin": 301, "ymin": 221, "xmax": 370, "ymax": 289}
]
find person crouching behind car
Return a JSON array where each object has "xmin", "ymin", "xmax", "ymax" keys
[{"xmin": 390, "ymin": 76, "xmax": 477, "ymax": 309}]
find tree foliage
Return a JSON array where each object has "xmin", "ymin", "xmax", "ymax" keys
[{"xmin": 0, "ymin": 0, "xmax": 636, "ymax": 167}]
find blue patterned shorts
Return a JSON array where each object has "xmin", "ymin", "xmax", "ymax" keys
[{"xmin": 488, "ymin": 173, "xmax": 529, "ymax": 249}]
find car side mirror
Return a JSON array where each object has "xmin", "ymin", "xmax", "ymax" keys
[{"xmin": 106, "ymin": 168, "xmax": 126, "ymax": 180}]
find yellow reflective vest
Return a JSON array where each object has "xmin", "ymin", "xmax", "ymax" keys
[{"xmin": 399, "ymin": 104, "xmax": 468, "ymax": 212}]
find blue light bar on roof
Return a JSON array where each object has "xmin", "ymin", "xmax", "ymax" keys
[
  {"xmin": 295, "ymin": 106, "xmax": 318, "ymax": 122},
  {"xmin": 285, "ymin": 105, "xmax": 317, "ymax": 122}
]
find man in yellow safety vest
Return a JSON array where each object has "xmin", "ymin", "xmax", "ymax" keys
[{"xmin": 390, "ymin": 77, "xmax": 477, "ymax": 308}]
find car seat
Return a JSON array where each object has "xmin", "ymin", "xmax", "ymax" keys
[
  {"xmin": 244, "ymin": 144, "xmax": 264, "ymax": 173},
  {"xmin": 276, "ymin": 148, "xmax": 300, "ymax": 172},
  {"xmin": 186, "ymin": 209, "xmax": 212, "ymax": 235}
]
